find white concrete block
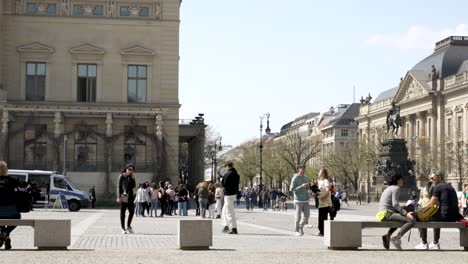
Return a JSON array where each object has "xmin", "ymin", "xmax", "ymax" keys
[
  {"xmin": 178, "ymin": 219, "xmax": 212, "ymax": 250},
  {"xmin": 324, "ymin": 221, "xmax": 362, "ymax": 250},
  {"xmin": 34, "ymin": 220, "xmax": 71, "ymax": 250}
]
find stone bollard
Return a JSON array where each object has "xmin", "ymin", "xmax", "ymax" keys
[{"xmin": 178, "ymin": 219, "xmax": 212, "ymax": 250}]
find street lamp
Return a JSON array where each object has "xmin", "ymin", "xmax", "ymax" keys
[
  {"xmin": 259, "ymin": 113, "xmax": 271, "ymax": 194},
  {"xmin": 210, "ymin": 137, "xmax": 222, "ymax": 183}
]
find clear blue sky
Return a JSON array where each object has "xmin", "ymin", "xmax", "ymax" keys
[{"xmin": 179, "ymin": 0, "xmax": 468, "ymax": 146}]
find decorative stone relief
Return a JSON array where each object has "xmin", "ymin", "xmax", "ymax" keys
[
  {"xmin": 454, "ymin": 105, "xmax": 463, "ymax": 113},
  {"xmin": 84, "ymin": 5, "xmax": 94, "ymax": 15},
  {"xmin": 153, "ymin": 1, "xmax": 161, "ymax": 19},
  {"xmin": 445, "ymin": 108, "xmax": 453, "ymax": 116},
  {"xmin": 405, "ymin": 81, "xmax": 425, "ymax": 100},
  {"xmin": 61, "ymin": 0, "xmax": 69, "ymax": 16},
  {"xmin": 107, "ymin": 1, "xmax": 116, "ymax": 17},
  {"xmin": 130, "ymin": 6, "xmax": 139, "ymax": 16}
]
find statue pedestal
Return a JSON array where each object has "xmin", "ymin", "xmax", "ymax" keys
[{"xmin": 375, "ymin": 138, "xmax": 416, "ymax": 200}]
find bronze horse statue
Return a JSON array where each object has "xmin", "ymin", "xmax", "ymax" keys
[{"xmin": 386, "ymin": 104, "xmax": 401, "ymax": 135}]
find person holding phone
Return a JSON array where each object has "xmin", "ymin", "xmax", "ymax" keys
[
  {"xmin": 117, "ymin": 163, "xmax": 136, "ymax": 234},
  {"xmin": 290, "ymin": 165, "xmax": 310, "ymax": 236}
]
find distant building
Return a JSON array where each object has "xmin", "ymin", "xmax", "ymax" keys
[{"xmin": 357, "ymin": 36, "xmax": 468, "ymax": 190}]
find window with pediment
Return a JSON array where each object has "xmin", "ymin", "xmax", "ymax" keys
[
  {"xmin": 24, "ymin": 125, "xmax": 48, "ymax": 169},
  {"xmin": 124, "ymin": 126, "xmax": 146, "ymax": 165},
  {"xmin": 74, "ymin": 125, "xmax": 97, "ymax": 168}
]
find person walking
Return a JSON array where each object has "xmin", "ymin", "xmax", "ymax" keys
[
  {"xmin": 208, "ymin": 183, "xmax": 216, "ymax": 218},
  {"xmin": 415, "ymin": 171, "xmax": 460, "ymax": 250},
  {"xmin": 198, "ymin": 182, "xmax": 209, "ymax": 218},
  {"xmin": 0, "ymin": 161, "xmax": 21, "ymax": 250},
  {"xmin": 215, "ymin": 183, "xmax": 224, "ymax": 218},
  {"xmin": 357, "ymin": 190, "xmax": 362, "ymax": 205},
  {"xmin": 243, "ymin": 187, "xmax": 251, "ymax": 210},
  {"xmin": 177, "ymin": 185, "xmax": 189, "ymax": 216},
  {"xmin": 377, "ymin": 173, "xmax": 415, "ymax": 250},
  {"xmin": 317, "ymin": 169, "xmax": 332, "ymax": 236},
  {"xmin": 341, "ymin": 190, "xmax": 350, "ymax": 206},
  {"xmin": 136, "ymin": 183, "xmax": 150, "ymax": 217},
  {"xmin": 117, "ymin": 163, "xmax": 137, "ymax": 234},
  {"xmin": 269, "ymin": 188, "xmax": 278, "ymax": 211},
  {"xmin": 149, "ymin": 183, "xmax": 159, "ymax": 217},
  {"xmin": 158, "ymin": 181, "xmax": 167, "ymax": 217},
  {"xmin": 249, "ymin": 189, "xmax": 257, "ymax": 211},
  {"xmin": 89, "ymin": 186, "xmax": 97, "ymax": 208},
  {"xmin": 166, "ymin": 185, "xmax": 176, "ymax": 216},
  {"xmin": 290, "ymin": 165, "xmax": 310, "ymax": 236},
  {"xmin": 221, "ymin": 161, "xmax": 240, "ymax": 234},
  {"xmin": 262, "ymin": 189, "xmax": 269, "ymax": 211}
]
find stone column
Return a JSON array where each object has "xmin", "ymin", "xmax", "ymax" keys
[
  {"xmin": 153, "ymin": 113, "xmax": 164, "ymax": 184},
  {"xmin": 105, "ymin": 113, "xmax": 113, "ymax": 194},
  {"xmin": 0, "ymin": 111, "xmax": 10, "ymax": 161},
  {"xmin": 436, "ymin": 94, "xmax": 445, "ymax": 171},
  {"xmin": 399, "ymin": 116, "xmax": 406, "ymax": 139},
  {"xmin": 53, "ymin": 112, "xmax": 64, "ymax": 171},
  {"xmin": 428, "ymin": 109, "xmax": 437, "ymax": 166}
]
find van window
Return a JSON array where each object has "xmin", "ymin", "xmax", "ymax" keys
[
  {"xmin": 8, "ymin": 174, "xmax": 27, "ymax": 183},
  {"xmin": 54, "ymin": 177, "xmax": 72, "ymax": 191},
  {"xmin": 28, "ymin": 174, "xmax": 50, "ymax": 191}
]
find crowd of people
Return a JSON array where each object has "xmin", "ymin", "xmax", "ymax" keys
[{"xmin": 1, "ymin": 158, "xmax": 468, "ymax": 250}]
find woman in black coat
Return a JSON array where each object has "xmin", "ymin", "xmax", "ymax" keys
[{"xmin": 0, "ymin": 161, "xmax": 21, "ymax": 250}]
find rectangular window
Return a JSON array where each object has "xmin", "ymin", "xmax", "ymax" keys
[
  {"xmin": 124, "ymin": 126, "xmax": 146, "ymax": 166},
  {"xmin": 120, "ymin": 7, "xmax": 130, "ymax": 16},
  {"xmin": 93, "ymin": 6, "xmax": 103, "ymax": 16},
  {"xmin": 24, "ymin": 124, "xmax": 47, "ymax": 169},
  {"xmin": 74, "ymin": 125, "xmax": 97, "ymax": 170},
  {"xmin": 46, "ymin": 4, "xmax": 56, "ymax": 15},
  {"xmin": 448, "ymin": 118, "xmax": 452, "ymax": 137},
  {"xmin": 139, "ymin": 7, "xmax": 149, "ymax": 17},
  {"xmin": 27, "ymin": 3, "xmax": 37, "ymax": 13},
  {"xmin": 73, "ymin": 5, "xmax": 83, "ymax": 15},
  {"xmin": 341, "ymin": 129, "xmax": 348, "ymax": 137},
  {"xmin": 26, "ymin": 62, "xmax": 46, "ymax": 101},
  {"xmin": 77, "ymin": 64, "xmax": 97, "ymax": 102},
  {"xmin": 127, "ymin": 65, "xmax": 147, "ymax": 103}
]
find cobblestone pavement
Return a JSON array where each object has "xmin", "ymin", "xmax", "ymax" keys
[{"xmin": 2, "ymin": 203, "xmax": 467, "ymax": 264}]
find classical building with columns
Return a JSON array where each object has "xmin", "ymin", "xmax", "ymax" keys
[
  {"xmin": 0, "ymin": 0, "xmax": 185, "ymax": 196},
  {"xmin": 357, "ymin": 36, "xmax": 468, "ymax": 190}
]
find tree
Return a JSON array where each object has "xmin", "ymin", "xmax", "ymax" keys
[
  {"xmin": 232, "ymin": 141, "xmax": 259, "ymax": 188},
  {"xmin": 446, "ymin": 134, "xmax": 468, "ymax": 191},
  {"xmin": 415, "ymin": 136, "xmax": 437, "ymax": 182},
  {"xmin": 324, "ymin": 140, "xmax": 377, "ymax": 192},
  {"xmin": 276, "ymin": 130, "xmax": 322, "ymax": 187},
  {"xmin": 262, "ymin": 141, "xmax": 292, "ymax": 189}
]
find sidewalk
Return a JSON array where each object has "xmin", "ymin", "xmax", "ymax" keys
[{"xmin": 2, "ymin": 206, "xmax": 467, "ymax": 264}]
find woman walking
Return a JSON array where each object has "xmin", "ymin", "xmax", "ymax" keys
[
  {"xmin": 317, "ymin": 168, "xmax": 332, "ymax": 236},
  {"xmin": 198, "ymin": 182, "xmax": 209, "ymax": 218},
  {"xmin": 158, "ymin": 181, "xmax": 167, "ymax": 217},
  {"xmin": 215, "ymin": 183, "xmax": 224, "ymax": 218},
  {"xmin": 149, "ymin": 183, "xmax": 159, "ymax": 217},
  {"xmin": 208, "ymin": 183, "xmax": 216, "ymax": 218},
  {"xmin": 177, "ymin": 185, "xmax": 189, "ymax": 216},
  {"xmin": 117, "ymin": 163, "xmax": 137, "ymax": 234},
  {"xmin": 0, "ymin": 161, "xmax": 20, "ymax": 250}
]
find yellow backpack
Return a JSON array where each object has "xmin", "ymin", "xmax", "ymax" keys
[{"xmin": 414, "ymin": 204, "xmax": 439, "ymax": 222}]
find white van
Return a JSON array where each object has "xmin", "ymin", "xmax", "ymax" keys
[{"xmin": 8, "ymin": 169, "xmax": 90, "ymax": 212}]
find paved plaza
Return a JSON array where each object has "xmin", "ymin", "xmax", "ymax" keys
[{"xmin": 2, "ymin": 203, "xmax": 467, "ymax": 263}]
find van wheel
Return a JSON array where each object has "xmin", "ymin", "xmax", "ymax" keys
[{"xmin": 68, "ymin": 200, "xmax": 81, "ymax": 212}]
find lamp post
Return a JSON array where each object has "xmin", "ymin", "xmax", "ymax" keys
[
  {"xmin": 259, "ymin": 113, "xmax": 271, "ymax": 194},
  {"xmin": 210, "ymin": 137, "xmax": 222, "ymax": 183}
]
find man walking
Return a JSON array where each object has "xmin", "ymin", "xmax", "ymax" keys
[
  {"xmin": 290, "ymin": 165, "xmax": 310, "ymax": 236},
  {"xmin": 221, "ymin": 161, "xmax": 240, "ymax": 234}
]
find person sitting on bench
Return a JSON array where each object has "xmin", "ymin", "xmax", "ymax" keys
[{"xmin": 377, "ymin": 173, "xmax": 415, "ymax": 250}]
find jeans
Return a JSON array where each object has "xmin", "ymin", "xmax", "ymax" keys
[
  {"xmin": 419, "ymin": 211, "xmax": 459, "ymax": 244},
  {"xmin": 134, "ymin": 202, "xmax": 140, "ymax": 216},
  {"xmin": 295, "ymin": 202, "xmax": 310, "ymax": 232},
  {"xmin": 0, "ymin": 205, "xmax": 21, "ymax": 235},
  {"xmin": 199, "ymin": 198, "xmax": 208, "ymax": 218},
  {"xmin": 222, "ymin": 195, "xmax": 237, "ymax": 229},
  {"xmin": 383, "ymin": 211, "xmax": 415, "ymax": 237},
  {"xmin": 120, "ymin": 201, "xmax": 135, "ymax": 230},
  {"xmin": 318, "ymin": 207, "xmax": 330, "ymax": 234},
  {"xmin": 178, "ymin": 201, "xmax": 188, "ymax": 216},
  {"xmin": 149, "ymin": 199, "xmax": 158, "ymax": 217}
]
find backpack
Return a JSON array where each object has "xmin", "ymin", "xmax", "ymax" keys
[
  {"xmin": 414, "ymin": 204, "xmax": 439, "ymax": 222},
  {"xmin": 332, "ymin": 195, "xmax": 341, "ymax": 211}
]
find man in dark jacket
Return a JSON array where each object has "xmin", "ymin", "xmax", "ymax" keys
[{"xmin": 221, "ymin": 161, "xmax": 240, "ymax": 234}]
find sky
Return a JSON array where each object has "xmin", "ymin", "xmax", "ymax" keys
[{"xmin": 179, "ymin": 0, "xmax": 468, "ymax": 147}]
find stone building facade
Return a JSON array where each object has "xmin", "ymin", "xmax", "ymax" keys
[
  {"xmin": 357, "ymin": 36, "xmax": 468, "ymax": 190},
  {"xmin": 0, "ymin": 0, "xmax": 182, "ymax": 196}
]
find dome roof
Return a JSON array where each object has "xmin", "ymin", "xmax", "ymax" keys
[{"xmin": 411, "ymin": 36, "xmax": 468, "ymax": 78}]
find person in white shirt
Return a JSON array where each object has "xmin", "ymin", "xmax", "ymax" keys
[
  {"xmin": 317, "ymin": 168, "xmax": 332, "ymax": 236},
  {"xmin": 215, "ymin": 183, "xmax": 224, "ymax": 219},
  {"xmin": 135, "ymin": 183, "xmax": 150, "ymax": 217}
]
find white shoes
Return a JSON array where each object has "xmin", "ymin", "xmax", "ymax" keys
[
  {"xmin": 122, "ymin": 229, "xmax": 127, "ymax": 234},
  {"xmin": 294, "ymin": 231, "xmax": 302, "ymax": 236},
  {"xmin": 414, "ymin": 242, "xmax": 428, "ymax": 250},
  {"xmin": 390, "ymin": 237, "xmax": 402, "ymax": 250},
  {"xmin": 429, "ymin": 242, "xmax": 440, "ymax": 250}
]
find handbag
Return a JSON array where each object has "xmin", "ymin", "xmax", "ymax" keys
[{"xmin": 117, "ymin": 175, "xmax": 130, "ymax": 204}]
